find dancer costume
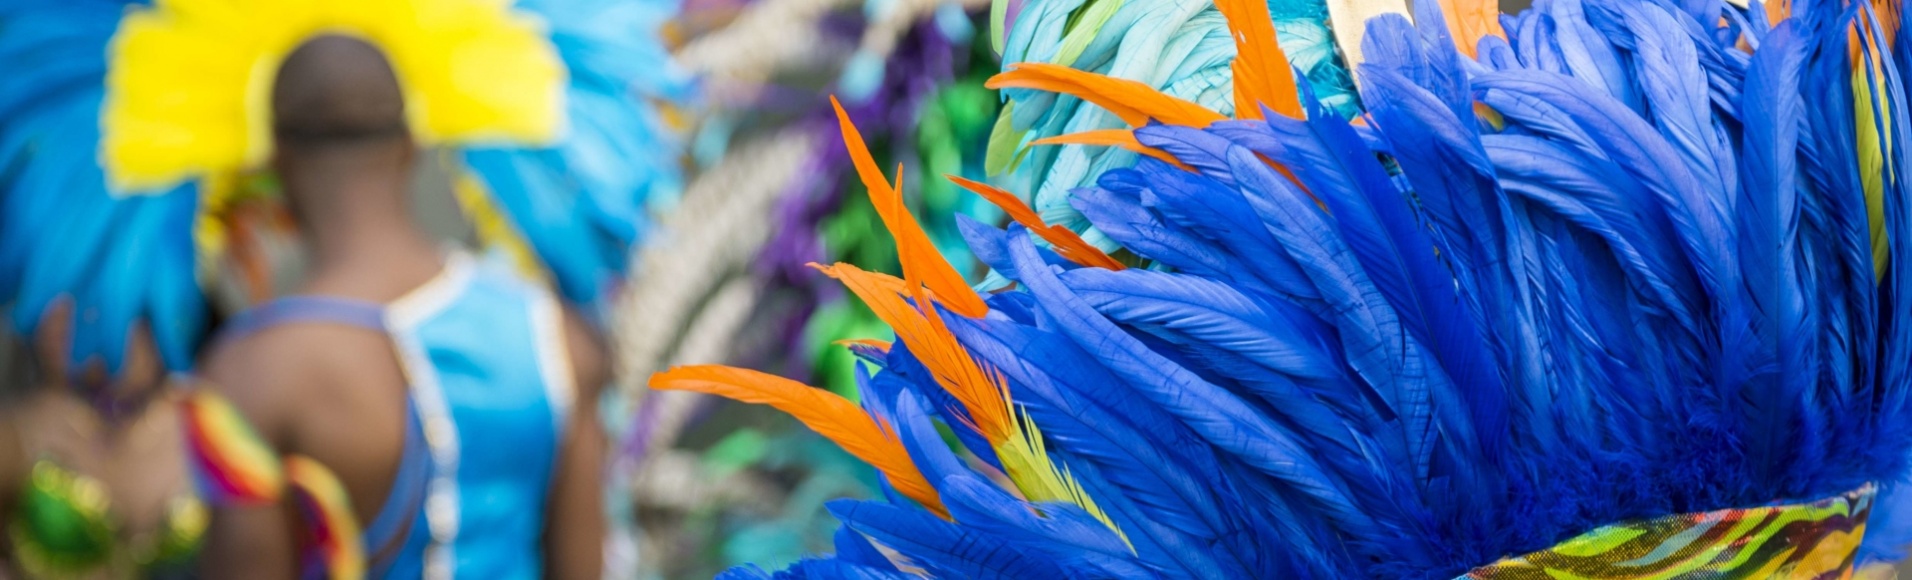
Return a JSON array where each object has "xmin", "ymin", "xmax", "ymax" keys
[
  {"xmin": 0, "ymin": 0, "xmax": 683, "ymax": 577},
  {"xmin": 653, "ymin": 0, "xmax": 1912, "ymax": 577}
]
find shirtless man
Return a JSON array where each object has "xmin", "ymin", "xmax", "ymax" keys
[{"xmin": 197, "ymin": 36, "xmax": 607, "ymax": 579}]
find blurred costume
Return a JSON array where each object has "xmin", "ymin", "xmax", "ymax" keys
[
  {"xmin": 0, "ymin": 0, "xmax": 685, "ymax": 576},
  {"xmin": 212, "ymin": 255, "xmax": 580, "ymax": 578},
  {"xmin": 6, "ymin": 419, "xmax": 216, "ymax": 579},
  {"xmin": 654, "ymin": 0, "xmax": 1912, "ymax": 577}
]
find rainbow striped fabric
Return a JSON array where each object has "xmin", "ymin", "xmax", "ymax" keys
[
  {"xmin": 284, "ymin": 455, "xmax": 366, "ymax": 580},
  {"xmin": 182, "ymin": 390, "xmax": 365, "ymax": 578},
  {"xmin": 181, "ymin": 390, "xmax": 285, "ymax": 505},
  {"xmin": 1465, "ymin": 486, "xmax": 1876, "ymax": 580}
]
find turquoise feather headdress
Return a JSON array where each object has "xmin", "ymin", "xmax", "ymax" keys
[
  {"xmin": 652, "ymin": 0, "xmax": 1912, "ymax": 576},
  {"xmin": 981, "ymin": 0, "xmax": 1363, "ymax": 262}
]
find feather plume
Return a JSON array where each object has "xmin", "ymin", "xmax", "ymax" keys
[
  {"xmin": 1213, "ymin": 0, "xmax": 1303, "ymax": 119},
  {"xmin": 1029, "ymin": 129, "xmax": 1195, "ymax": 171},
  {"xmin": 986, "ymin": 64, "xmax": 1227, "ymax": 128},
  {"xmin": 944, "ymin": 175, "xmax": 1126, "ymax": 270},
  {"xmin": 1441, "ymin": 0, "xmax": 1507, "ymax": 58},
  {"xmin": 833, "ymin": 97, "xmax": 989, "ymax": 318},
  {"xmin": 650, "ymin": 365, "xmax": 946, "ymax": 516}
]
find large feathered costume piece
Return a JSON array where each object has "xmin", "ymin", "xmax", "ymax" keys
[
  {"xmin": 0, "ymin": 0, "xmax": 685, "ymax": 377},
  {"xmin": 652, "ymin": 0, "xmax": 1912, "ymax": 575}
]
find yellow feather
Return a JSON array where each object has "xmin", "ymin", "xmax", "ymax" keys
[
  {"xmin": 1855, "ymin": 22, "xmax": 1895, "ymax": 278},
  {"xmin": 985, "ymin": 369, "xmax": 1130, "ymax": 547},
  {"xmin": 102, "ymin": 0, "xmax": 565, "ymax": 193},
  {"xmin": 451, "ymin": 162, "xmax": 548, "ymax": 283}
]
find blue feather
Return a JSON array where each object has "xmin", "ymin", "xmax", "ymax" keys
[
  {"xmin": 1000, "ymin": 228, "xmax": 1378, "ymax": 544},
  {"xmin": 832, "ymin": 525, "xmax": 899, "ymax": 573},
  {"xmin": 827, "ymin": 499, "xmax": 1071, "ymax": 579},
  {"xmin": 938, "ymin": 472, "xmax": 1154, "ymax": 579},
  {"xmin": 1069, "ymin": 176, "xmax": 1237, "ymax": 281},
  {"xmin": 1736, "ymin": 19, "xmax": 1813, "ymax": 486},
  {"xmin": 882, "ymin": 342, "xmax": 1005, "ymax": 470}
]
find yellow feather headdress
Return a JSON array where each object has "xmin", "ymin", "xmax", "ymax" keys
[{"xmin": 102, "ymin": 0, "xmax": 566, "ymax": 193}]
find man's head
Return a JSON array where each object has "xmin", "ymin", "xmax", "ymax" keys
[{"xmin": 269, "ymin": 35, "xmax": 416, "ymax": 216}]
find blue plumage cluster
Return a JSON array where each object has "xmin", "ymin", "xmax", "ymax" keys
[
  {"xmin": 0, "ymin": 0, "xmax": 206, "ymax": 372},
  {"xmin": 464, "ymin": 0, "xmax": 691, "ymax": 310},
  {"xmin": 715, "ymin": 0, "xmax": 1912, "ymax": 576}
]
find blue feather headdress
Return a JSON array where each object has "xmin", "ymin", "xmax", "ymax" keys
[
  {"xmin": 652, "ymin": 0, "xmax": 1912, "ymax": 576},
  {"xmin": 461, "ymin": 0, "xmax": 692, "ymax": 310},
  {"xmin": 0, "ymin": 0, "xmax": 686, "ymax": 377}
]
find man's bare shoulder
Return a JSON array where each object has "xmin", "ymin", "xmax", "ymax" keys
[{"xmin": 198, "ymin": 325, "xmax": 376, "ymax": 444}]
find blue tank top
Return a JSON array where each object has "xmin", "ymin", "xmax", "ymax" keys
[{"xmin": 222, "ymin": 253, "xmax": 576, "ymax": 579}]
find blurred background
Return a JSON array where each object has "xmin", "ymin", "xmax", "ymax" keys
[{"xmin": 2, "ymin": 0, "xmax": 1007, "ymax": 576}]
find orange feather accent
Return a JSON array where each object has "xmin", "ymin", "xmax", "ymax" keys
[
  {"xmin": 1214, "ymin": 0, "xmax": 1301, "ymax": 119},
  {"xmin": 815, "ymin": 262, "xmax": 1016, "ymax": 445},
  {"xmin": 1876, "ymin": 0, "xmax": 1902, "ymax": 49},
  {"xmin": 1439, "ymin": 0, "xmax": 1506, "ymax": 58},
  {"xmin": 831, "ymin": 96, "xmax": 989, "ymax": 318},
  {"xmin": 987, "ymin": 64, "xmax": 1227, "ymax": 128},
  {"xmin": 1030, "ymin": 129, "xmax": 1196, "ymax": 171},
  {"xmin": 1766, "ymin": 0, "xmax": 1793, "ymax": 25},
  {"xmin": 650, "ymin": 365, "xmax": 947, "ymax": 516},
  {"xmin": 944, "ymin": 175, "xmax": 1127, "ymax": 271},
  {"xmin": 804, "ymin": 262, "xmax": 982, "ymax": 308},
  {"xmin": 989, "ymin": 66, "xmax": 1315, "ymax": 194}
]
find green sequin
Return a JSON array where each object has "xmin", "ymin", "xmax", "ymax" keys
[{"xmin": 7, "ymin": 460, "xmax": 206, "ymax": 578}]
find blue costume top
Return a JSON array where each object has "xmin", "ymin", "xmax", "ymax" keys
[{"xmin": 221, "ymin": 253, "xmax": 576, "ymax": 579}]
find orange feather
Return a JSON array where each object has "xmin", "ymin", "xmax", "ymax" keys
[
  {"xmin": 1030, "ymin": 129, "xmax": 1197, "ymax": 172},
  {"xmin": 944, "ymin": 175, "xmax": 1126, "ymax": 271},
  {"xmin": 1877, "ymin": 0, "xmax": 1901, "ymax": 49},
  {"xmin": 1214, "ymin": 0, "xmax": 1302, "ymax": 119},
  {"xmin": 831, "ymin": 96, "xmax": 989, "ymax": 318},
  {"xmin": 1767, "ymin": 0, "xmax": 1792, "ymax": 24},
  {"xmin": 805, "ymin": 262, "xmax": 983, "ymax": 308},
  {"xmin": 650, "ymin": 365, "xmax": 947, "ymax": 516},
  {"xmin": 987, "ymin": 64, "xmax": 1227, "ymax": 128},
  {"xmin": 1440, "ymin": 0, "xmax": 1506, "ymax": 58},
  {"xmin": 815, "ymin": 262, "xmax": 1016, "ymax": 444}
]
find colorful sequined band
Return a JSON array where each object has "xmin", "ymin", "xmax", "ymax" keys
[
  {"xmin": 1465, "ymin": 485, "xmax": 1876, "ymax": 579},
  {"xmin": 285, "ymin": 455, "xmax": 366, "ymax": 580},
  {"xmin": 181, "ymin": 390, "xmax": 284, "ymax": 505}
]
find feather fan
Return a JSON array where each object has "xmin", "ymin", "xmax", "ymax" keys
[{"xmin": 653, "ymin": 0, "xmax": 1912, "ymax": 576}]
